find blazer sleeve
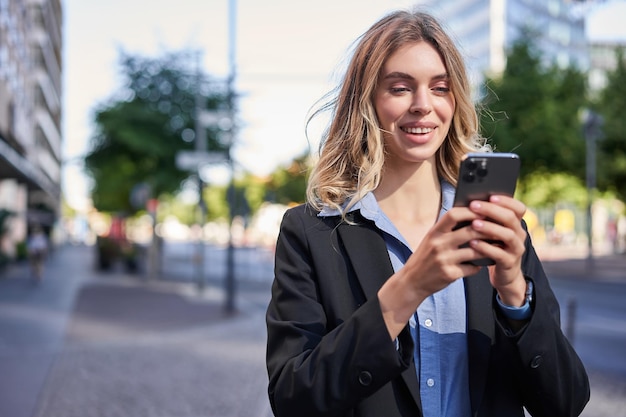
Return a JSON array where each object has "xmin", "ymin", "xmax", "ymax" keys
[
  {"xmin": 266, "ymin": 206, "xmax": 413, "ymax": 417},
  {"xmin": 502, "ymin": 227, "xmax": 590, "ymax": 417}
]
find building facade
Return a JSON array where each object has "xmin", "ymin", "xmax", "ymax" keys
[
  {"xmin": 415, "ymin": 0, "xmax": 588, "ymax": 94},
  {"xmin": 0, "ymin": 0, "xmax": 62, "ymax": 255},
  {"xmin": 588, "ymin": 40, "xmax": 623, "ymax": 94}
]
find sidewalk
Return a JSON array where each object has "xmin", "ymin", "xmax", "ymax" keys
[{"xmin": 0, "ymin": 244, "xmax": 273, "ymax": 417}]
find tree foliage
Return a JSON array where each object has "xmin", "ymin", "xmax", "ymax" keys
[
  {"xmin": 516, "ymin": 170, "xmax": 587, "ymax": 209},
  {"xmin": 594, "ymin": 47, "xmax": 626, "ymax": 203},
  {"xmin": 84, "ymin": 50, "xmax": 229, "ymax": 214},
  {"xmin": 479, "ymin": 33, "xmax": 587, "ymax": 182},
  {"xmin": 263, "ymin": 154, "xmax": 309, "ymax": 205}
]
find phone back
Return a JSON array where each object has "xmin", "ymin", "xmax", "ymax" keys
[{"xmin": 453, "ymin": 153, "xmax": 520, "ymax": 207}]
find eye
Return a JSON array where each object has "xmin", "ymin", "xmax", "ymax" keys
[
  {"xmin": 431, "ymin": 80, "xmax": 451, "ymax": 95},
  {"xmin": 390, "ymin": 86, "xmax": 411, "ymax": 94}
]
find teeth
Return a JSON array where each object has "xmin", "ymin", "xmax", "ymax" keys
[{"xmin": 402, "ymin": 127, "xmax": 433, "ymax": 134}]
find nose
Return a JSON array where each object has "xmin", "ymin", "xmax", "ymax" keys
[{"xmin": 410, "ymin": 89, "xmax": 432, "ymax": 114}]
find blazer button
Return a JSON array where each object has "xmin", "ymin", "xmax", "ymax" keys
[
  {"xmin": 530, "ymin": 355, "xmax": 543, "ymax": 369},
  {"xmin": 358, "ymin": 371, "xmax": 373, "ymax": 386}
]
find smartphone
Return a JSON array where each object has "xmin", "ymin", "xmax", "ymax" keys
[{"xmin": 453, "ymin": 152, "xmax": 520, "ymax": 266}]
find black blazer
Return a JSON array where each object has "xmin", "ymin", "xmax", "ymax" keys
[{"xmin": 266, "ymin": 204, "xmax": 589, "ymax": 417}]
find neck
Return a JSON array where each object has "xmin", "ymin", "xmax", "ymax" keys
[{"xmin": 374, "ymin": 160, "xmax": 441, "ymax": 224}]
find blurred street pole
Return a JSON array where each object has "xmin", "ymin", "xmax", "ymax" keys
[
  {"xmin": 195, "ymin": 52, "xmax": 207, "ymax": 292},
  {"xmin": 225, "ymin": 0, "xmax": 238, "ymax": 314},
  {"xmin": 146, "ymin": 197, "xmax": 160, "ymax": 279},
  {"xmin": 582, "ymin": 109, "xmax": 603, "ymax": 270}
]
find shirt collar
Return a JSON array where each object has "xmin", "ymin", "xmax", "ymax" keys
[{"xmin": 318, "ymin": 180, "xmax": 456, "ymax": 220}]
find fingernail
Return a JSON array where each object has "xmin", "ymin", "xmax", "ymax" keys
[
  {"xmin": 473, "ymin": 220, "xmax": 484, "ymax": 229},
  {"xmin": 470, "ymin": 201, "xmax": 481, "ymax": 210}
]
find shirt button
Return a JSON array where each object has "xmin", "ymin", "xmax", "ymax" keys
[
  {"xmin": 426, "ymin": 378, "xmax": 435, "ymax": 387},
  {"xmin": 424, "ymin": 319, "xmax": 433, "ymax": 327}
]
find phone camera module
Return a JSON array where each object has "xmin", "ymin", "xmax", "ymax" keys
[{"xmin": 463, "ymin": 171, "xmax": 475, "ymax": 183}]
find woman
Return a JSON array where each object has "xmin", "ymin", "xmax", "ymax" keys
[{"xmin": 266, "ymin": 10, "xmax": 589, "ymax": 417}]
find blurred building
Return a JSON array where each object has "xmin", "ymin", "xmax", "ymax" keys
[
  {"xmin": 415, "ymin": 0, "xmax": 592, "ymax": 93},
  {"xmin": 0, "ymin": 0, "xmax": 62, "ymax": 253},
  {"xmin": 588, "ymin": 40, "xmax": 624, "ymax": 93}
]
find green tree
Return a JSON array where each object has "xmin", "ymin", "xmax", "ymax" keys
[
  {"xmin": 595, "ymin": 48, "xmax": 626, "ymax": 203},
  {"xmin": 265, "ymin": 154, "xmax": 309, "ymax": 205},
  {"xmin": 516, "ymin": 170, "xmax": 587, "ymax": 209},
  {"xmin": 84, "ymin": 50, "xmax": 229, "ymax": 214},
  {"xmin": 480, "ymin": 33, "xmax": 587, "ymax": 182}
]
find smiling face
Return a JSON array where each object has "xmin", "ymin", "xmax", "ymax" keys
[{"xmin": 374, "ymin": 41, "xmax": 455, "ymax": 169}]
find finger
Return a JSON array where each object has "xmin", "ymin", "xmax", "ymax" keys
[
  {"xmin": 468, "ymin": 200, "xmax": 522, "ymax": 232},
  {"xmin": 449, "ymin": 218, "xmax": 495, "ymax": 250},
  {"xmin": 468, "ymin": 222, "xmax": 525, "ymax": 267},
  {"xmin": 439, "ymin": 246, "xmax": 483, "ymax": 277},
  {"xmin": 489, "ymin": 195, "xmax": 526, "ymax": 219},
  {"xmin": 471, "ymin": 217, "xmax": 524, "ymax": 250},
  {"xmin": 452, "ymin": 241, "xmax": 502, "ymax": 271},
  {"xmin": 468, "ymin": 196, "xmax": 525, "ymax": 225},
  {"xmin": 438, "ymin": 207, "xmax": 483, "ymax": 232},
  {"xmin": 468, "ymin": 239, "xmax": 514, "ymax": 267}
]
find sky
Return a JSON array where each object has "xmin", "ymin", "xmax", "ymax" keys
[{"xmin": 62, "ymin": 0, "xmax": 626, "ymax": 211}]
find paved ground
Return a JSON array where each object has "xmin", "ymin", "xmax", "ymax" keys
[
  {"xmin": 1, "ymin": 244, "xmax": 273, "ymax": 417},
  {"xmin": 34, "ymin": 286, "xmax": 272, "ymax": 417},
  {"xmin": 1, "ymin": 242, "xmax": 625, "ymax": 417}
]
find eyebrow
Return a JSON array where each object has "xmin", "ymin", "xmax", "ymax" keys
[{"xmin": 382, "ymin": 71, "xmax": 450, "ymax": 81}]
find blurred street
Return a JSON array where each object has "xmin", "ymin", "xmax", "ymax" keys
[{"xmin": 0, "ymin": 241, "xmax": 625, "ymax": 417}]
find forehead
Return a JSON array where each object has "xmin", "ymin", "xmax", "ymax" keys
[{"xmin": 381, "ymin": 41, "xmax": 447, "ymax": 75}]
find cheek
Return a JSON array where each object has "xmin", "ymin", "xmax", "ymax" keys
[
  {"xmin": 375, "ymin": 99, "xmax": 403, "ymax": 129},
  {"xmin": 443, "ymin": 97, "xmax": 456, "ymax": 121}
]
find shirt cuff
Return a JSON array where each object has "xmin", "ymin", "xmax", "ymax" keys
[{"xmin": 496, "ymin": 294, "xmax": 532, "ymax": 321}]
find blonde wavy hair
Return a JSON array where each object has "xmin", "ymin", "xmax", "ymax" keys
[{"xmin": 306, "ymin": 10, "xmax": 489, "ymax": 214}]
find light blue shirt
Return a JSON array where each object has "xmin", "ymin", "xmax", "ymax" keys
[{"xmin": 319, "ymin": 181, "xmax": 529, "ymax": 417}]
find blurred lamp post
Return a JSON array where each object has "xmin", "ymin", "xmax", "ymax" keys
[
  {"xmin": 177, "ymin": 0, "xmax": 238, "ymax": 312},
  {"xmin": 224, "ymin": 0, "xmax": 238, "ymax": 314},
  {"xmin": 195, "ymin": 52, "xmax": 207, "ymax": 292},
  {"xmin": 581, "ymin": 109, "xmax": 603, "ymax": 267}
]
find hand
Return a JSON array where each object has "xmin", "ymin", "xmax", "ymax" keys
[
  {"xmin": 378, "ymin": 205, "xmax": 485, "ymax": 339},
  {"xmin": 378, "ymin": 195, "xmax": 527, "ymax": 339},
  {"xmin": 399, "ymin": 205, "xmax": 487, "ymax": 298},
  {"xmin": 466, "ymin": 195, "xmax": 528, "ymax": 306}
]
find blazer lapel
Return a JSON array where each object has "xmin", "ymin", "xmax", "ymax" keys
[
  {"xmin": 336, "ymin": 215, "xmax": 394, "ymax": 300},
  {"xmin": 337, "ymin": 214, "xmax": 423, "ymax": 412},
  {"xmin": 464, "ymin": 269, "xmax": 495, "ymax": 414}
]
